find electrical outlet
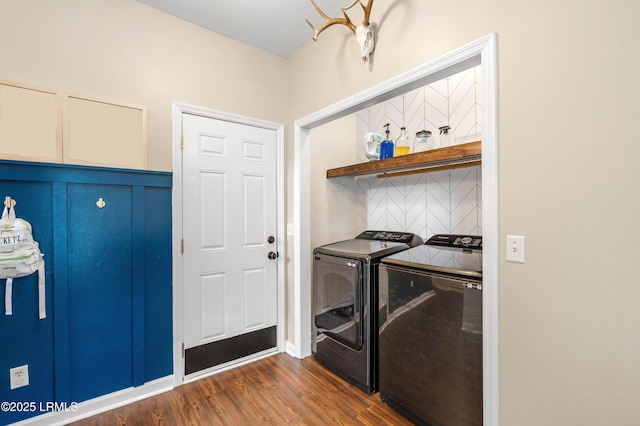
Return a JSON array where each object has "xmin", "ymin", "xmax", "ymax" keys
[
  {"xmin": 506, "ymin": 235, "xmax": 525, "ymax": 263},
  {"xmin": 10, "ymin": 365, "xmax": 29, "ymax": 390}
]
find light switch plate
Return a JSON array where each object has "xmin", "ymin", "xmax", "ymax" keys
[
  {"xmin": 506, "ymin": 235, "xmax": 525, "ymax": 263},
  {"xmin": 287, "ymin": 223, "xmax": 294, "ymax": 236}
]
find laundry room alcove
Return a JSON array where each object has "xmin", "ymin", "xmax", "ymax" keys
[
  {"xmin": 310, "ymin": 63, "xmax": 484, "ymax": 257},
  {"xmin": 293, "ymin": 33, "xmax": 499, "ymax": 425}
]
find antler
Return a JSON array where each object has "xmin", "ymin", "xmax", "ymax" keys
[
  {"xmin": 306, "ymin": 0, "xmax": 370, "ymax": 41},
  {"xmin": 359, "ymin": 0, "xmax": 374, "ymax": 26}
]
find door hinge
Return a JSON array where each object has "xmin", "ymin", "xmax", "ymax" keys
[
  {"xmin": 181, "ymin": 238, "xmax": 184, "ymax": 254},
  {"xmin": 182, "ymin": 342, "xmax": 185, "ymax": 358},
  {"xmin": 181, "ymin": 133, "xmax": 184, "ymax": 149}
]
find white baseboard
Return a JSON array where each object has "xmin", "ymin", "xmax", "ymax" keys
[
  {"xmin": 9, "ymin": 376, "xmax": 174, "ymax": 426},
  {"xmin": 285, "ymin": 340, "xmax": 297, "ymax": 357}
]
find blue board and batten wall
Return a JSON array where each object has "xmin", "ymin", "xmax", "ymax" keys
[{"xmin": 0, "ymin": 161, "xmax": 173, "ymax": 424}]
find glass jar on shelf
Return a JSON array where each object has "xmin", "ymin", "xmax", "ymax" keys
[{"xmin": 413, "ymin": 130, "xmax": 434, "ymax": 153}]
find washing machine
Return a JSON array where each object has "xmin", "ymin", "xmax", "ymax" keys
[{"xmin": 379, "ymin": 234, "xmax": 483, "ymax": 425}]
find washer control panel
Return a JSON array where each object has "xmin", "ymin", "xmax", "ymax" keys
[{"xmin": 426, "ymin": 234, "xmax": 482, "ymax": 249}]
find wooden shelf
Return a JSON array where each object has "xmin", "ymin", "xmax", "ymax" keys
[{"xmin": 326, "ymin": 141, "xmax": 482, "ymax": 178}]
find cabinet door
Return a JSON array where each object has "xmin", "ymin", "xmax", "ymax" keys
[
  {"xmin": 0, "ymin": 82, "xmax": 61, "ymax": 162},
  {"xmin": 63, "ymin": 96, "xmax": 146, "ymax": 169},
  {"xmin": 66, "ymin": 183, "xmax": 133, "ymax": 402}
]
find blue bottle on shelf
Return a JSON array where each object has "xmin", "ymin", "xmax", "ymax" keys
[{"xmin": 379, "ymin": 124, "xmax": 394, "ymax": 159}]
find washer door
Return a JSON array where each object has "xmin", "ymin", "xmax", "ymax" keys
[{"xmin": 313, "ymin": 254, "xmax": 363, "ymax": 350}]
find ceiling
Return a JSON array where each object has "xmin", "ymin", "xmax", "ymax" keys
[{"xmin": 135, "ymin": 0, "xmax": 352, "ymax": 58}]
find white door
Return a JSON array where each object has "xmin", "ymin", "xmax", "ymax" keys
[{"xmin": 182, "ymin": 113, "xmax": 278, "ymax": 374}]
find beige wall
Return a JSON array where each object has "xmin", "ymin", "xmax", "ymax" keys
[
  {"xmin": 310, "ymin": 115, "xmax": 358, "ymax": 250},
  {"xmin": 0, "ymin": 0, "xmax": 286, "ymax": 171},
  {"xmin": 287, "ymin": 0, "xmax": 640, "ymax": 424}
]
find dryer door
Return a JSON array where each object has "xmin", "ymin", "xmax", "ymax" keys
[{"xmin": 313, "ymin": 254, "xmax": 363, "ymax": 350}]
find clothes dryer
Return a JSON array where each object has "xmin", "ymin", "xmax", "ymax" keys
[{"xmin": 313, "ymin": 230, "xmax": 423, "ymax": 393}]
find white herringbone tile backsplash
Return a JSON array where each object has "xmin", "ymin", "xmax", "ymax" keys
[{"xmin": 355, "ymin": 65, "xmax": 482, "ymax": 240}]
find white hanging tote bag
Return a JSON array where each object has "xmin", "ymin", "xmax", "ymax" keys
[{"xmin": 0, "ymin": 206, "xmax": 46, "ymax": 319}]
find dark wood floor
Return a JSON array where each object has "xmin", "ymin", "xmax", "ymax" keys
[{"xmin": 69, "ymin": 353, "xmax": 413, "ymax": 425}]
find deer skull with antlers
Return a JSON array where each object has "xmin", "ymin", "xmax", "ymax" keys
[{"xmin": 306, "ymin": 0, "xmax": 375, "ymax": 70}]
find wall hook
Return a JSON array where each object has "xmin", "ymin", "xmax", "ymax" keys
[
  {"xmin": 96, "ymin": 198, "xmax": 106, "ymax": 209},
  {"xmin": 4, "ymin": 196, "xmax": 16, "ymax": 209}
]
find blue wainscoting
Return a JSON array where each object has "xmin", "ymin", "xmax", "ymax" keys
[{"xmin": 0, "ymin": 161, "xmax": 173, "ymax": 425}]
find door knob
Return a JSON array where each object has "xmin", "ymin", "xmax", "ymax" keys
[
  {"xmin": 268, "ymin": 236, "xmax": 275, "ymax": 244},
  {"xmin": 268, "ymin": 251, "xmax": 279, "ymax": 260}
]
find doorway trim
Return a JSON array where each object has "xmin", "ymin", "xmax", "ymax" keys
[
  {"xmin": 293, "ymin": 33, "xmax": 498, "ymax": 425},
  {"xmin": 171, "ymin": 102, "xmax": 286, "ymax": 386}
]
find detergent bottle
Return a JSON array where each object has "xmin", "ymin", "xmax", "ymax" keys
[{"xmin": 379, "ymin": 124, "xmax": 394, "ymax": 159}]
